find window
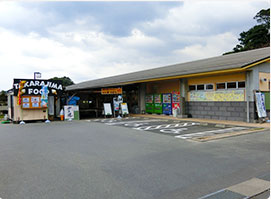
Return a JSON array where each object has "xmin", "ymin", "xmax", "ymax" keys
[
  {"xmin": 227, "ymin": 82, "xmax": 237, "ymax": 89},
  {"xmin": 205, "ymin": 84, "xmax": 214, "ymax": 90},
  {"xmin": 238, "ymin": 81, "xmax": 245, "ymax": 88},
  {"xmin": 197, "ymin": 84, "xmax": 204, "ymax": 90},
  {"xmin": 189, "ymin": 85, "xmax": 196, "ymax": 91},
  {"xmin": 216, "ymin": 83, "xmax": 226, "ymax": 89}
]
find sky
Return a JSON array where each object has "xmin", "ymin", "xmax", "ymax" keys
[{"xmin": 0, "ymin": 1, "xmax": 269, "ymax": 90}]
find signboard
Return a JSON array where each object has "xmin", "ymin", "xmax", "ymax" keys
[
  {"xmin": 21, "ymin": 96, "xmax": 45, "ymax": 109},
  {"xmin": 113, "ymin": 95, "xmax": 123, "ymax": 111},
  {"xmin": 64, "ymin": 106, "xmax": 74, "ymax": 119},
  {"xmin": 121, "ymin": 103, "xmax": 129, "ymax": 115},
  {"xmin": 103, "ymin": 103, "xmax": 112, "ymax": 115},
  {"xmin": 101, "ymin": 88, "xmax": 122, "ymax": 95},
  {"xmin": 13, "ymin": 79, "xmax": 63, "ymax": 96},
  {"xmin": 189, "ymin": 90, "xmax": 245, "ymax": 101},
  {"xmin": 255, "ymin": 92, "xmax": 267, "ymax": 118},
  {"xmin": 64, "ymin": 105, "xmax": 80, "ymax": 120}
]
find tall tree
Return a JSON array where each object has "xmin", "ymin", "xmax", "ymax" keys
[
  {"xmin": 0, "ymin": 90, "xmax": 7, "ymax": 104},
  {"xmin": 224, "ymin": 8, "xmax": 270, "ymax": 55},
  {"xmin": 49, "ymin": 76, "xmax": 75, "ymax": 87}
]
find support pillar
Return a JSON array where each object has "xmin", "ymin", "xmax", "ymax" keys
[{"xmin": 139, "ymin": 83, "xmax": 146, "ymax": 114}]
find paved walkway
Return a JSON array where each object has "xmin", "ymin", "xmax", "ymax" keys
[
  {"xmin": 198, "ymin": 178, "xmax": 270, "ymax": 199},
  {"xmin": 130, "ymin": 114, "xmax": 270, "ymax": 129}
]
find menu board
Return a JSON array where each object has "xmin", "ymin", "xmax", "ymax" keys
[{"xmin": 21, "ymin": 96, "xmax": 46, "ymax": 109}]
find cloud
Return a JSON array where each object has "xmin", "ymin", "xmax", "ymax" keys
[
  {"xmin": 0, "ymin": 1, "xmax": 269, "ymax": 91},
  {"xmin": 173, "ymin": 32, "xmax": 238, "ymax": 60}
]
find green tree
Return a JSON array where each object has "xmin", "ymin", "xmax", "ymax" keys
[
  {"xmin": 224, "ymin": 8, "xmax": 270, "ymax": 55},
  {"xmin": 0, "ymin": 90, "xmax": 7, "ymax": 105},
  {"xmin": 49, "ymin": 76, "xmax": 75, "ymax": 87}
]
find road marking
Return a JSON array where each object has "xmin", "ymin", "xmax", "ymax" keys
[
  {"xmin": 105, "ymin": 119, "xmax": 167, "ymax": 126},
  {"xmin": 160, "ymin": 128, "xmax": 188, "ymax": 134},
  {"xmin": 133, "ymin": 122, "xmax": 200, "ymax": 131},
  {"xmin": 175, "ymin": 127, "xmax": 248, "ymax": 139},
  {"xmin": 93, "ymin": 117, "xmax": 138, "ymax": 123},
  {"xmin": 197, "ymin": 189, "xmax": 226, "ymax": 199}
]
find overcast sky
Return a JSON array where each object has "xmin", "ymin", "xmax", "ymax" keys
[{"xmin": 0, "ymin": 1, "xmax": 269, "ymax": 90}]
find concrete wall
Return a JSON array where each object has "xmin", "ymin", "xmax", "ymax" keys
[
  {"xmin": 186, "ymin": 101, "xmax": 256, "ymax": 122},
  {"xmin": 246, "ymin": 61, "xmax": 270, "ymax": 101}
]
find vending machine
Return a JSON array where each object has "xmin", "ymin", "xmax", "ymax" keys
[
  {"xmin": 172, "ymin": 91, "xmax": 181, "ymax": 112},
  {"xmin": 153, "ymin": 94, "xmax": 162, "ymax": 114},
  {"xmin": 145, "ymin": 94, "xmax": 154, "ymax": 114},
  {"xmin": 162, "ymin": 93, "xmax": 172, "ymax": 115}
]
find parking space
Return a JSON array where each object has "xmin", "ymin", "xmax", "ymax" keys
[{"xmin": 91, "ymin": 117, "xmax": 250, "ymax": 140}]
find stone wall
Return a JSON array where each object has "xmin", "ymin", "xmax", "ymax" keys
[{"xmin": 185, "ymin": 101, "xmax": 256, "ymax": 122}]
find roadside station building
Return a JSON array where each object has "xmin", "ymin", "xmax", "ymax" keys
[{"xmin": 66, "ymin": 47, "xmax": 270, "ymax": 122}]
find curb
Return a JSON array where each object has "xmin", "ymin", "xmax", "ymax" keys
[
  {"xmin": 198, "ymin": 178, "xmax": 270, "ymax": 199},
  {"xmin": 191, "ymin": 128, "xmax": 266, "ymax": 142}
]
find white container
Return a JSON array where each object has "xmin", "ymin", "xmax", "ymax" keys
[{"xmin": 173, "ymin": 109, "xmax": 177, "ymax": 117}]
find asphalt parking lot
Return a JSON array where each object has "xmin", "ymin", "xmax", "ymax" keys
[
  {"xmin": 91, "ymin": 117, "xmax": 251, "ymax": 140},
  {"xmin": 0, "ymin": 120, "xmax": 269, "ymax": 199}
]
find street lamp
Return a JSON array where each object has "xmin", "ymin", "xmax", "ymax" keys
[{"xmin": 34, "ymin": 72, "xmax": 41, "ymax": 79}]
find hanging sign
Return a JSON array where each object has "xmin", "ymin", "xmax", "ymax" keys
[
  {"xmin": 101, "ymin": 88, "xmax": 122, "ymax": 95},
  {"xmin": 40, "ymin": 85, "xmax": 49, "ymax": 108}
]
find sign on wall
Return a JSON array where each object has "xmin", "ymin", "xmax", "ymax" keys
[
  {"xmin": 21, "ymin": 96, "xmax": 46, "ymax": 109},
  {"xmin": 13, "ymin": 79, "xmax": 63, "ymax": 96},
  {"xmin": 101, "ymin": 88, "xmax": 122, "ymax": 95},
  {"xmin": 189, "ymin": 90, "xmax": 245, "ymax": 101}
]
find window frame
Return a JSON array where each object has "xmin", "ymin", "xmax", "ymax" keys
[
  {"xmin": 216, "ymin": 82, "xmax": 226, "ymax": 90},
  {"xmin": 226, "ymin": 82, "xmax": 237, "ymax": 89},
  {"xmin": 205, "ymin": 83, "xmax": 214, "ymax": 90},
  {"xmin": 237, "ymin": 81, "xmax": 246, "ymax": 89},
  {"xmin": 189, "ymin": 85, "xmax": 196, "ymax": 91},
  {"xmin": 196, "ymin": 84, "xmax": 205, "ymax": 91}
]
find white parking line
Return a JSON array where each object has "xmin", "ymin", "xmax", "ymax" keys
[
  {"xmin": 105, "ymin": 119, "xmax": 167, "ymax": 126},
  {"xmin": 175, "ymin": 127, "xmax": 248, "ymax": 139},
  {"xmin": 133, "ymin": 122, "xmax": 200, "ymax": 131},
  {"xmin": 160, "ymin": 128, "xmax": 188, "ymax": 134}
]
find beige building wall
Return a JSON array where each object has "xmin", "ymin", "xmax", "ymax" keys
[
  {"xmin": 146, "ymin": 79, "xmax": 180, "ymax": 94},
  {"xmin": 12, "ymin": 96, "xmax": 47, "ymax": 121}
]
